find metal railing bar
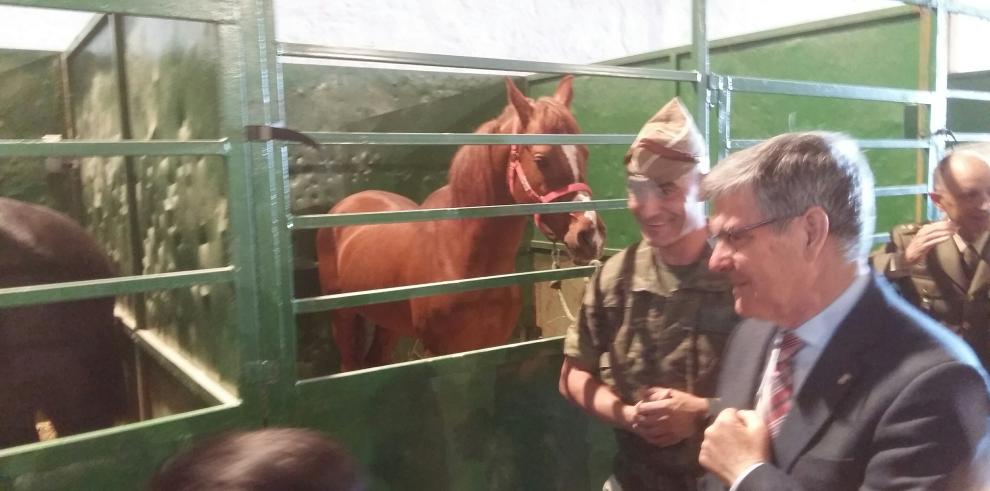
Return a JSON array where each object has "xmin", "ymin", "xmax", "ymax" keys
[
  {"xmin": 0, "ymin": 139, "xmax": 231, "ymax": 157},
  {"xmin": 726, "ymin": 76, "xmax": 935, "ymax": 104},
  {"xmin": 292, "ymin": 199, "xmax": 628, "ymax": 229},
  {"xmin": 530, "ymin": 239, "xmax": 624, "ymax": 257},
  {"xmin": 131, "ymin": 329, "xmax": 239, "ymax": 406},
  {"xmin": 303, "ymin": 132, "xmax": 636, "ymax": 146},
  {"xmin": 0, "ymin": 0, "xmax": 239, "ymax": 24},
  {"xmin": 277, "ymin": 44, "xmax": 701, "ymax": 82},
  {"xmin": 0, "ymin": 267, "xmax": 234, "ymax": 309},
  {"xmin": 953, "ymin": 133, "xmax": 990, "ymax": 143},
  {"xmin": 293, "ymin": 266, "xmax": 596, "ymax": 313},
  {"xmin": 872, "ymin": 232, "xmax": 892, "ymax": 244},
  {"xmin": 875, "ymin": 184, "xmax": 929, "ymax": 197},
  {"xmin": 729, "ymin": 139, "xmax": 930, "ymax": 150},
  {"xmin": 947, "ymin": 89, "xmax": 990, "ymax": 102}
]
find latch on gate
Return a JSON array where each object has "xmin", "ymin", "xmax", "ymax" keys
[
  {"xmin": 245, "ymin": 360, "xmax": 280, "ymax": 385},
  {"xmin": 245, "ymin": 124, "xmax": 322, "ymax": 150}
]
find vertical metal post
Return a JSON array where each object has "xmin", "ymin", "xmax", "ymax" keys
[
  {"xmin": 716, "ymin": 77, "xmax": 731, "ymax": 162},
  {"xmin": 927, "ymin": 0, "xmax": 949, "ymax": 221},
  {"xmin": 110, "ymin": 13, "xmax": 147, "ymax": 329},
  {"xmin": 217, "ymin": 0, "xmax": 299, "ymax": 423},
  {"xmin": 692, "ymin": 0, "xmax": 711, "ymax": 174}
]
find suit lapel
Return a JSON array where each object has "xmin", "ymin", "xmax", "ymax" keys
[
  {"xmin": 933, "ymin": 238, "xmax": 968, "ymax": 294},
  {"xmin": 722, "ymin": 320, "xmax": 776, "ymax": 409},
  {"xmin": 772, "ymin": 277, "xmax": 885, "ymax": 472},
  {"xmin": 968, "ymin": 238, "xmax": 990, "ymax": 297}
]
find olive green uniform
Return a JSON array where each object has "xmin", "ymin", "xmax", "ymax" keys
[
  {"xmin": 871, "ymin": 223, "xmax": 990, "ymax": 369},
  {"xmin": 564, "ymin": 241, "xmax": 738, "ymax": 490}
]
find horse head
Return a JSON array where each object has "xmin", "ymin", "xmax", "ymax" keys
[{"xmin": 503, "ymin": 75, "xmax": 606, "ymax": 265}]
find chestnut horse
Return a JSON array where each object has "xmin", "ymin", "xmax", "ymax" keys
[
  {"xmin": 316, "ymin": 76, "xmax": 605, "ymax": 371},
  {"xmin": 0, "ymin": 198, "xmax": 123, "ymax": 447}
]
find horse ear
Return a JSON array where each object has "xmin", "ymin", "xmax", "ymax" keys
[
  {"xmin": 505, "ymin": 77, "xmax": 532, "ymax": 130},
  {"xmin": 553, "ymin": 74, "xmax": 574, "ymax": 108}
]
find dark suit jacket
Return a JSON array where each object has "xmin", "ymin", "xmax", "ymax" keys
[
  {"xmin": 702, "ymin": 275, "xmax": 990, "ymax": 491},
  {"xmin": 871, "ymin": 223, "xmax": 990, "ymax": 369}
]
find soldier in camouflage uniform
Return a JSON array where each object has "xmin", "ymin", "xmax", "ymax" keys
[
  {"xmin": 559, "ymin": 98, "xmax": 738, "ymax": 491},
  {"xmin": 871, "ymin": 143, "xmax": 990, "ymax": 369}
]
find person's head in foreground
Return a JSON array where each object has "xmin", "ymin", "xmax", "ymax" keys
[{"xmin": 149, "ymin": 428, "xmax": 364, "ymax": 491}]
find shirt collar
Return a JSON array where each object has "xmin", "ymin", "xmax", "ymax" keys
[
  {"xmin": 791, "ymin": 270, "xmax": 870, "ymax": 350},
  {"xmin": 631, "ymin": 241, "xmax": 727, "ymax": 295},
  {"xmin": 953, "ymin": 230, "xmax": 990, "ymax": 253}
]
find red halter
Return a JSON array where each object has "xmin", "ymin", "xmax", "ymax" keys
[{"xmin": 506, "ymin": 144, "xmax": 593, "ymax": 231}]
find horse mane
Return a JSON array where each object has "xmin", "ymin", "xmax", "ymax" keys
[{"xmin": 446, "ymin": 96, "xmax": 579, "ymax": 208}]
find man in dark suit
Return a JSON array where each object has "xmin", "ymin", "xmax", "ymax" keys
[
  {"xmin": 871, "ymin": 144, "xmax": 990, "ymax": 369},
  {"xmin": 696, "ymin": 132, "xmax": 990, "ymax": 490}
]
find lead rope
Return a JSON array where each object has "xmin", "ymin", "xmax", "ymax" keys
[{"xmin": 550, "ymin": 242, "xmax": 602, "ymax": 325}]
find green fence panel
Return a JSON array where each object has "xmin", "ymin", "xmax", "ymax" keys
[
  {"xmin": 0, "ymin": 405, "xmax": 245, "ymax": 490},
  {"xmin": 294, "ymin": 339, "xmax": 616, "ymax": 491}
]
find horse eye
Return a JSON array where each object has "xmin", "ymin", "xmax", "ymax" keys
[{"xmin": 533, "ymin": 154, "xmax": 549, "ymax": 168}]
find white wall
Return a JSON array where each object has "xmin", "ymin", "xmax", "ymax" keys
[
  {"xmin": 0, "ymin": 1, "xmax": 986, "ymax": 74},
  {"xmin": 949, "ymin": 13, "xmax": 990, "ymax": 74},
  {"xmin": 273, "ymin": 0, "xmax": 902, "ymax": 64},
  {"xmin": 0, "ymin": 6, "xmax": 93, "ymax": 51}
]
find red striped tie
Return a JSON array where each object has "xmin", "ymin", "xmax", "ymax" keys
[{"xmin": 767, "ymin": 331, "xmax": 804, "ymax": 438}]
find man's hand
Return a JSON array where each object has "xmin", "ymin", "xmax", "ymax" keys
[
  {"xmin": 699, "ymin": 409, "xmax": 771, "ymax": 485},
  {"xmin": 904, "ymin": 221, "xmax": 958, "ymax": 265},
  {"xmin": 628, "ymin": 387, "xmax": 708, "ymax": 447}
]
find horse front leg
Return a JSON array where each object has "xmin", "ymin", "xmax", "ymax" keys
[
  {"xmin": 331, "ymin": 309, "xmax": 368, "ymax": 372},
  {"xmin": 365, "ymin": 328, "xmax": 400, "ymax": 367}
]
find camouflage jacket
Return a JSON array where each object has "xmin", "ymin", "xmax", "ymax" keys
[{"xmin": 564, "ymin": 240, "xmax": 738, "ymax": 488}]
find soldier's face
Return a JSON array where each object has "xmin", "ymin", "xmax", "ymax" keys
[
  {"xmin": 708, "ymin": 189, "xmax": 811, "ymax": 322},
  {"xmin": 627, "ymin": 171, "xmax": 705, "ymax": 247},
  {"xmin": 933, "ymin": 154, "xmax": 990, "ymax": 240}
]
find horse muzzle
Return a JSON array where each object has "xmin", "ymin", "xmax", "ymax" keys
[{"xmin": 562, "ymin": 212, "xmax": 605, "ymax": 265}]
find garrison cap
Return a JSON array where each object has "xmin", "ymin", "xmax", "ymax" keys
[{"xmin": 627, "ymin": 97, "xmax": 707, "ymax": 184}]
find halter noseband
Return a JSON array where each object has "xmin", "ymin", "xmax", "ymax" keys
[{"xmin": 506, "ymin": 144, "xmax": 593, "ymax": 231}]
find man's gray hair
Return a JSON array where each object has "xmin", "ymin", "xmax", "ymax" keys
[{"xmin": 701, "ymin": 132, "xmax": 876, "ymax": 261}]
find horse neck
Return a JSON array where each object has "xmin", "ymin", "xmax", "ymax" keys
[{"xmin": 440, "ymin": 125, "xmax": 529, "ymax": 273}]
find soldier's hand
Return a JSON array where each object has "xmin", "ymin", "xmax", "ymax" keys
[
  {"xmin": 630, "ymin": 387, "xmax": 708, "ymax": 447},
  {"xmin": 904, "ymin": 221, "xmax": 958, "ymax": 265}
]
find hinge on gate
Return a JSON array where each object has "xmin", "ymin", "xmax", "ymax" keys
[
  {"xmin": 245, "ymin": 360, "xmax": 280, "ymax": 385},
  {"xmin": 932, "ymin": 128, "xmax": 958, "ymax": 144},
  {"xmin": 245, "ymin": 124, "xmax": 322, "ymax": 150}
]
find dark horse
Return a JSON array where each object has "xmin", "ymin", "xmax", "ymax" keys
[
  {"xmin": 0, "ymin": 197, "xmax": 122, "ymax": 447},
  {"xmin": 316, "ymin": 76, "xmax": 605, "ymax": 371}
]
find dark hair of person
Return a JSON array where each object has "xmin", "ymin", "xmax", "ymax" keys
[{"xmin": 149, "ymin": 428, "xmax": 363, "ymax": 491}]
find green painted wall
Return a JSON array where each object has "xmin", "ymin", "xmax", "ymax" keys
[
  {"xmin": 67, "ymin": 15, "xmax": 235, "ymax": 401},
  {"xmin": 119, "ymin": 15, "xmax": 238, "ymax": 396},
  {"xmin": 949, "ymin": 70, "xmax": 990, "ymax": 134},
  {"xmin": 0, "ymin": 50, "xmax": 66, "ymax": 210},
  {"xmin": 531, "ymin": 10, "xmax": 928, "ymax": 248}
]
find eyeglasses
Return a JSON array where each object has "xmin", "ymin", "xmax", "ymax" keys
[{"xmin": 708, "ymin": 214, "xmax": 798, "ymax": 249}]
